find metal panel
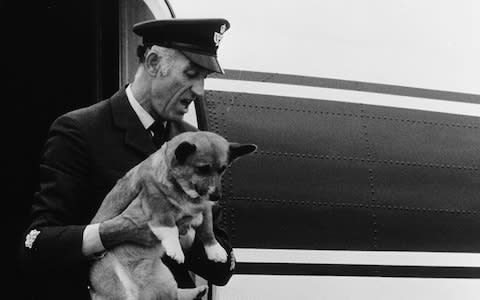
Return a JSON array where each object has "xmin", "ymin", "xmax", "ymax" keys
[{"xmin": 204, "ymin": 74, "xmax": 480, "ymax": 267}]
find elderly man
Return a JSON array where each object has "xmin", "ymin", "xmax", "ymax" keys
[{"xmin": 20, "ymin": 18, "xmax": 234, "ymax": 299}]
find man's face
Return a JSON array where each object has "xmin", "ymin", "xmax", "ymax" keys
[{"xmin": 150, "ymin": 51, "xmax": 209, "ymax": 121}]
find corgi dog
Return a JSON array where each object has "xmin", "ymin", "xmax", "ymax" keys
[{"xmin": 89, "ymin": 131, "xmax": 256, "ymax": 300}]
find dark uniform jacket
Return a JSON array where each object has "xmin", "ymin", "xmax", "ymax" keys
[{"xmin": 19, "ymin": 89, "xmax": 234, "ymax": 299}]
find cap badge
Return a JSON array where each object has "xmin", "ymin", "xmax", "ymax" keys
[
  {"xmin": 214, "ymin": 24, "xmax": 227, "ymax": 47},
  {"xmin": 25, "ymin": 229, "xmax": 40, "ymax": 249}
]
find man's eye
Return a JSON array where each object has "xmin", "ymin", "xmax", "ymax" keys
[{"xmin": 185, "ymin": 70, "xmax": 199, "ymax": 78}]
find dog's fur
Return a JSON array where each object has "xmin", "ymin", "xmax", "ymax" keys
[{"xmin": 88, "ymin": 131, "xmax": 256, "ymax": 300}]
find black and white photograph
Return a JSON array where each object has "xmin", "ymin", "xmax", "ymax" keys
[{"xmin": 4, "ymin": 0, "xmax": 480, "ymax": 299}]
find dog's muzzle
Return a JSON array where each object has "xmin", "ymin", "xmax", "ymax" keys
[
  {"xmin": 209, "ymin": 189, "xmax": 222, "ymax": 202},
  {"xmin": 195, "ymin": 185, "xmax": 222, "ymax": 202}
]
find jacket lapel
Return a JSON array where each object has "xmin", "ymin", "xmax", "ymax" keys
[{"xmin": 109, "ymin": 89, "xmax": 156, "ymax": 156}]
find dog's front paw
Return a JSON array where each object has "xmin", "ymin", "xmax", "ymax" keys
[
  {"xmin": 204, "ymin": 242, "xmax": 228, "ymax": 263},
  {"xmin": 163, "ymin": 237, "xmax": 185, "ymax": 264}
]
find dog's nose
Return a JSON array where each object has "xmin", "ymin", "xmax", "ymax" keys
[{"xmin": 210, "ymin": 190, "xmax": 222, "ymax": 202}]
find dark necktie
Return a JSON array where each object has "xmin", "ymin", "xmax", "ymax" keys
[{"xmin": 149, "ymin": 121, "xmax": 165, "ymax": 149}]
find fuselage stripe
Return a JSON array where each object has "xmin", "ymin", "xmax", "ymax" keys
[
  {"xmin": 212, "ymin": 69, "xmax": 480, "ymax": 104},
  {"xmin": 234, "ymin": 248, "xmax": 480, "ymax": 268},
  {"xmin": 205, "ymin": 78, "xmax": 480, "ymax": 118}
]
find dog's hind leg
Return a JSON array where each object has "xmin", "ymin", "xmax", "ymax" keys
[
  {"xmin": 89, "ymin": 253, "xmax": 139, "ymax": 300},
  {"xmin": 177, "ymin": 286, "xmax": 208, "ymax": 300}
]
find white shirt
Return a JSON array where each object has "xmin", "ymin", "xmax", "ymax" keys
[
  {"xmin": 82, "ymin": 85, "xmax": 156, "ymax": 256},
  {"xmin": 125, "ymin": 84, "xmax": 155, "ymax": 130}
]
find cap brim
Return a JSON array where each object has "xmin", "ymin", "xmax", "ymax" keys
[{"xmin": 180, "ymin": 50, "xmax": 224, "ymax": 74}]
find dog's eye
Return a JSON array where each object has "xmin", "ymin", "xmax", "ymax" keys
[{"xmin": 196, "ymin": 165, "xmax": 211, "ymax": 174}]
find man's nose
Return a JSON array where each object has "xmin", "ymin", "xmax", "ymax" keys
[{"xmin": 191, "ymin": 78, "xmax": 205, "ymax": 97}]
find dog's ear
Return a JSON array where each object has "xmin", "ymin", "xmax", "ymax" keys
[
  {"xmin": 229, "ymin": 143, "xmax": 257, "ymax": 164},
  {"xmin": 175, "ymin": 142, "xmax": 197, "ymax": 164}
]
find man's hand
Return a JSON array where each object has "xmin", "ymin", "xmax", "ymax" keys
[{"xmin": 99, "ymin": 197, "xmax": 158, "ymax": 249}]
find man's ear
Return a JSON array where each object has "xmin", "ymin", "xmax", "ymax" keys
[
  {"xmin": 228, "ymin": 143, "xmax": 257, "ymax": 164},
  {"xmin": 175, "ymin": 142, "xmax": 197, "ymax": 164},
  {"xmin": 144, "ymin": 50, "xmax": 161, "ymax": 76}
]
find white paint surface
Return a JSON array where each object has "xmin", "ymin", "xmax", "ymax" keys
[
  {"xmin": 214, "ymin": 275, "xmax": 480, "ymax": 300},
  {"xmin": 234, "ymin": 248, "xmax": 480, "ymax": 267}
]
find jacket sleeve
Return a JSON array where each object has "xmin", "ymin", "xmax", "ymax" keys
[
  {"xmin": 19, "ymin": 114, "xmax": 92, "ymax": 278},
  {"xmin": 183, "ymin": 204, "xmax": 235, "ymax": 286}
]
